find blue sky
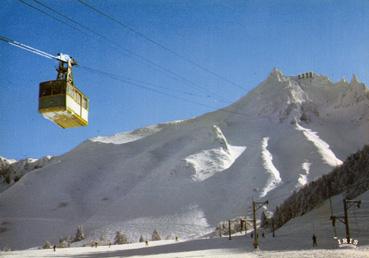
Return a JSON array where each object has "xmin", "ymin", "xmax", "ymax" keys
[{"xmin": 1, "ymin": 0, "xmax": 369, "ymax": 160}]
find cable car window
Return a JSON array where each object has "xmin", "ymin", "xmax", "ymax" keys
[
  {"xmin": 67, "ymin": 85, "xmax": 74, "ymax": 97},
  {"xmin": 52, "ymin": 85, "xmax": 61, "ymax": 95},
  {"xmin": 77, "ymin": 92, "xmax": 81, "ymax": 105},
  {"xmin": 82, "ymin": 97, "xmax": 88, "ymax": 109},
  {"xmin": 69, "ymin": 88, "xmax": 75, "ymax": 100},
  {"xmin": 66, "ymin": 85, "xmax": 71, "ymax": 95},
  {"xmin": 73, "ymin": 89, "xmax": 77, "ymax": 103},
  {"xmin": 40, "ymin": 86, "xmax": 51, "ymax": 97}
]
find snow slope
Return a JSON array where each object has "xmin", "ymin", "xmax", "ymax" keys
[
  {"xmin": 258, "ymin": 190, "xmax": 369, "ymax": 251},
  {"xmin": 1, "ymin": 238, "xmax": 368, "ymax": 258},
  {"xmin": 1, "ymin": 70, "xmax": 369, "ymax": 250}
]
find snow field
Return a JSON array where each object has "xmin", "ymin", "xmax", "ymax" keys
[{"xmin": 0, "ymin": 237, "xmax": 368, "ymax": 258}]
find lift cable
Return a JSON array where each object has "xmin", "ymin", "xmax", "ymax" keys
[
  {"xmin": 81, "ymin": 64, "xmax": 251, "ymax": 117},
  {"xmin": 79, "ymin": 65, "xmax": 225, "ymax": 110},
  {"xmin": 78, "ymin": 0, "xmax": 246, "ymax": 91},
  {"xmin": 78, "ymin": 65, "xmax": 220, "ymax": 101},
  {"xmin": 19, "ymin": 0, "xmax": 230, "ymax": 104},
  {"xmin": 0, "ymin": 35, "xmax": 249, "ymax": 117},
  {"xmin": 18, "ymin": 0, "xmax": 89, "ymax": 37},
  {"xmin": 30, "ymin": 0, "xmax": 215, "ymax": 100},
  {"xmin": 0, "ymin": 34, "xmax": 218, "ymax": 101},
  {"xmin": 21, "ymin": 0, "xmax": 232, "ymax": 104},
  {"xmin": 0, "ymin": 35, "xmax": 58, "ymax": 61}
]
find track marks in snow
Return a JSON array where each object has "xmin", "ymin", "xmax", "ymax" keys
[
  {"xmin": 260, "ymin": 137, "xmax": 282, "ymax": 197},
  {"xmin": 295, "ymin": 122, "xmax": 343, "ymax": 167}
]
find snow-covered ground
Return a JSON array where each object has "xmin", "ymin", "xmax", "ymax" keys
[
  {"xmin": 1, "ymin": 70, "xmax": 369, "ymax": 250},
  {"xmin": 1, "ymin": 238, "xmax": 368, "ymax": 258}
]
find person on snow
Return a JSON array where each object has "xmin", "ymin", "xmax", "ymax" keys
[{"xmin": 312, "ymin": 234, "xmax": 318, "ymax": 247}]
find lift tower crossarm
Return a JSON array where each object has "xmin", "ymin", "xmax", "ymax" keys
[{"xmin": 330, "ymin": 199, "xmax": 361, "ymax": 242}]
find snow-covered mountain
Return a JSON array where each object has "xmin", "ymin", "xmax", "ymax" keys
[
  {"xmin": 1, "ymin": 69, "xmax": 369, "ymax": 250},
  {"xmin": 0, "ymin": 155, "xmax": 53, "ymax": 192}
]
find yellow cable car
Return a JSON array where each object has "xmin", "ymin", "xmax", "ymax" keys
[{"xmin": 39, "ymin": 54, "xmax": 89, "ymax": 128}]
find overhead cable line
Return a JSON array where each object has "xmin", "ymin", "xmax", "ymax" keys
[
  {"xmin": 80, "ymin": 65, "xmax": 251, "ymax": 117},
  {"xmin": 79, "ymin": 65, "xmax": 222, "ymax": 110},
  {"xmin": 31, "ymin": 0, "xmax": 232, "ymax": 103},
  {"xmin": 22, "ymin": 0, "xmax": 231, "ymax": 104},
  {"xmin": 0, "ymin": 34, "xmax": 214, "ymax": 102},
  {"xmin": 0, "ymin": 33, "xmax": 212, "ymax": 108},
  {"xmin": 78, "ymin": 0, "xmax": 246, "ymax": 91},
  {"xmin": 30, "ymin": 0, "xmax": 215, "ymax": 100},
  {"xmin": 1, "ymin": 35, "xmax": 248, "ymax": 117},
  {"xmin": 0, "ymin": 35, "xmax": 58, "ymax": 60},
  {"xmin": 79, "ymin": 65, "xmax": 217, "ymax": 101},
  {"xmin": 17, "ymin": 0, "xmax": 89, "ymax": 37}
]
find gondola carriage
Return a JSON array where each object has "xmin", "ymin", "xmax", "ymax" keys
[{"xmin": 38, "ymin": 54, "xmax": 89, "ymax": 128}]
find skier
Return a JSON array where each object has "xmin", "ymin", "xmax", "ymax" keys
[
  {"xmin": 53, "ymin": 245, "xmax": 56, "ymax": 252},
  {"xmin": 312, "ymin": 234, "xmax": 317, "ymax": 247}
]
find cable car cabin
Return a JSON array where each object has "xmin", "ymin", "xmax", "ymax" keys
[
  {"xmin": 39, "ymin": 82, "xmax": 89, "ymax": 128},
  {"xmin": 39, "ymin": 55, "xmax": 89, "ymax": 128}
]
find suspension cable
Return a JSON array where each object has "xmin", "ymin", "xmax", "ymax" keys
[
  {"xmin": 21, "ymin": 0, "xmax": 232, "ymax": 104},
  {"xmin": 0, "ymin": 35, "xmax": 58, "ymax": 60},
  {"xmin": 0, "ymin": 34, "xmax": 218, "ymax": 102},
  {"xmin": 1, "ymin": 34, "xmax": 249, "ymax": 117},
  {"xmin": 78, "ymin": 0, "xmax": 245, "ymax": 91}
]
